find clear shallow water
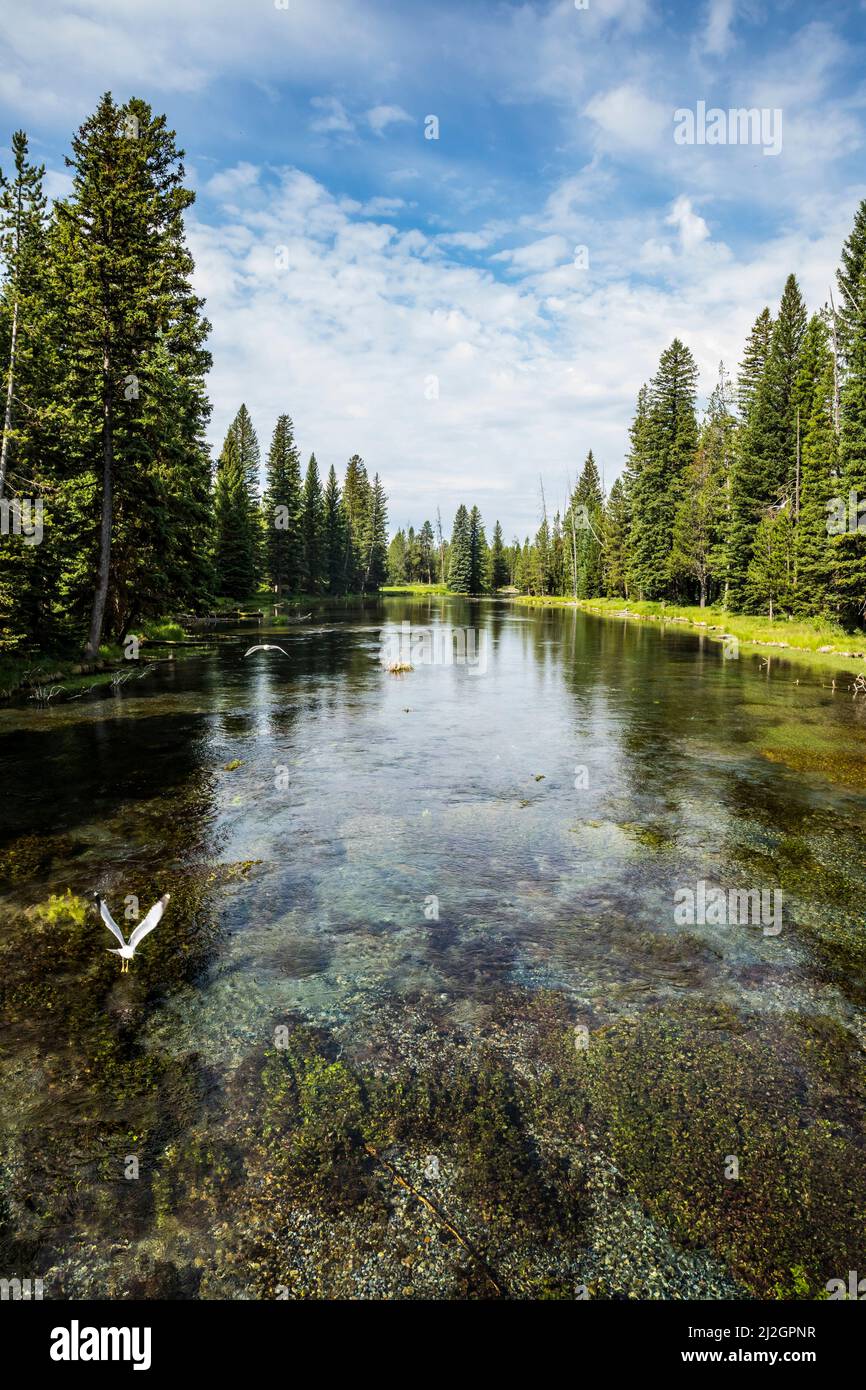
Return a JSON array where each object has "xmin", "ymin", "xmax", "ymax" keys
[
  {"xmin": 2, "ymin": 595, "xmax": 866, "ymax": 1050},
  {"xmin": 2, "ymin": 596, "xmax": 865, "ymax": 1297}
]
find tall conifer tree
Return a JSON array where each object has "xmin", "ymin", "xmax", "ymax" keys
[{"xmin": 263, "ymin": 414, "xmax": 303, "ymax": 596}]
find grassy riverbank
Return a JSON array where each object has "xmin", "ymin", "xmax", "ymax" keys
[
  {"xmin": 515, "ymin": 596, "xmax": 866, "ymax": 672},
  {"xmin": 0, "ymin": 617, "xmax": 191, "ymax": 701},
  {"xmin": 379, "ymin": 583, "xmax": 449, "ymax": 595}
]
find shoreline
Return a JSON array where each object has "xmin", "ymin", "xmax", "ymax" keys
[{"xmin": 513, "ymin": 595, "xmax": 866, "ymax": 675}]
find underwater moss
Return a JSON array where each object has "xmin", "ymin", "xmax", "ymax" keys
[{"xmin": 571, "ymin": 1003, "xmax": 866, "ymax": 1298}]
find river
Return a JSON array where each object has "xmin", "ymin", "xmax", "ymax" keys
[{"xmin": 1, "ymin": 596, "xmax": 864, "ymax": 1299}]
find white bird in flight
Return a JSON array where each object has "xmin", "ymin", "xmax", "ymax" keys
[
  {"xmin": 93, "ymin": 892, "xmax": 170, "ymax": 972},
  {"xmin": 243, "ymin": 644, "xmax": 290, "ymax": 657}
]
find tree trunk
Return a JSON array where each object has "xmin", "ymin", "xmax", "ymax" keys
[
  {"xmin": 84, "ymin": 359, "xmax": 114, "ymax": 660},
  {"xmin": 700, "ymin": 579, "xmax": 706, "ymax": 608},
  {"xmin": 0, "ymin": 296, "xmax": 20, "ymax": 498}
]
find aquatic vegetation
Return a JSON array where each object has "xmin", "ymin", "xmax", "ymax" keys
[
  {"xmin": 618, "ymin": 821, "xmax": 676, "ymax": 851},
  {"xmin": 571, "ymin": 1003, "xmax": 866, "ymax": 1298},
  {"xmin": 32, "ymin": 889, "xmax": 89, "ymax": 928},
  {"xmin": 1, "ymin": 597, "xmax": 865, "ymax": 1300},
  {"xmin": 204, "ymin": 1022, "xmax": 589, "ymax": 1298},
  {"xmin": 731, "ymin": 831, "xmax": 866, "ymax": 1003},
  {"xmin": 0, "ymin": 832, "xmax": 86, "ymax": 888}
]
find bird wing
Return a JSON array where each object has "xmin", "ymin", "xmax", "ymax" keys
[
  {"xmin": 243, "ymin": 646, "xmax": 264, "ymax": 657},
  {"xmin": 97, "ymin": 896, "xmax": 126, "ymax": 947},
  {"xmin": 269, "ymin": 645, "xmax": 290, "ymax": 656},
  {"xmin": 128, "ymin": 893, "xmax": 170, "ymax": 951}
]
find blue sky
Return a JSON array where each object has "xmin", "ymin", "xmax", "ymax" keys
[{"xmin": 2, "ymin": 0, "xmax": 865, "ymax": 537}]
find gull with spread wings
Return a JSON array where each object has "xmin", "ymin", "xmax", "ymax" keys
[{"xmin": 93, "ymin": 892, "xmax": 170, "ymax": 972}]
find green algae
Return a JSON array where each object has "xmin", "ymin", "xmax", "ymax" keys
[
  {"xmin": 1, "ymin": 596, "xmax": 865, "ymax": 1300},
  {"xmin": 731, "ymin": 831, "xmax": 866, "ymax": 1004},
  {"xmin": 3, "ymin": 960, "xmax": 863, "ymax": 1298},
  {"xmin": 571, "ymin": 1003, "xmax": 866, "ymax": 1298},
  {"xmin": 619, "ymin": 821, "xmax": 677, "ymax": 851},
  {"xmin": 0, "ymin": 833, "xmax": 87, "ymax": 888}
]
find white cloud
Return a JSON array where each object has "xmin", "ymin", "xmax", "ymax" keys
[
  {"xmin": 665, "ymin": 195, "xmax": 710, "ymax": 252},
  {"xmin": 2, "ymin": 0, "xmax": 862, "ymax": 535},
  {"xmin": 584, "ymin": 83, "xmax": 670, "ymax": 154},
  {"xmin": 190, "ymin": 162, "xmax": 846, "ymax": 537},
  {"xmin": 493, "ymin": 235, "xmax": 571, "ymax": 273},
  {"xmin": 360, "ymin": 195, "xmax": 407, "ymax": 216},
  {"xmin": 205, "ymin": 162, "xmax": 260, "ymax": 199},
  {"xmin": 366, "ymin": 104, "xmax": 413, "ymax": 136},
  {"xmin": 309, "ymin": 96, "xmax": 354, "ymax": 134},
  {"xmin": 701, "ymin": 0, "xmax": 737, "ymax": 58}
]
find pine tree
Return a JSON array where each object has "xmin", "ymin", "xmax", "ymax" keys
[
  {"xmin": 388, "ymin": 528, "xmax": 407, "ymax": 584},
  {"xmin": 668, "ymin": 428, "xmax": 725, "ymax": 606},
  {"xmin": 837, "ymin": 197, "xmax": 866, "ymax": 366},
  {"xmin": 0, "ymin": 129, "xmax": 52, "ymax": 648},
  {"xmin": 792, "ymin": 316, "xmax": 837, "ymax": 614},
  {"xmin": 569, "ymin": 450, "xmax": 604, "ymax": 598},
  {"xmin": 531, "ymin": 515, "xmax": 551, "ymax": 595},
  {"xmin": 51, "ymin": 94, "xmax": 212, "ymax": 654},
  {"xmin": 342, "ymin": 453, "xmax": 370, "ymax": 590},
  {"xmin": 737, "ymin": 307, "xmax": 774, "ymax": 420},
  {"xmin": 488, "ymin": 519, "xmax": 509, "ymax": 589},
  {"xmin": 214, "ymin": 405, "xmax": 260, "ymax": 598},
  {"xmin": 629, "ymin": 340, "xmax": 698, "ymax": 599},
  {"xmin": 262, "ymin": 414, "xmax": 303, "ymax": 596},
  {"xmin": 729, "ymin": 278, "xmax": 807, "ymax": 609},
  {"xmin": 621, "ymin": 384, "xmax": 650, "ymax": 599},
  {"xmin": 360, "ymin": 473, "xmax": 388, "ymax": 591},
  {"xmin": 603, "ymin": 478, "xmax": 629, "ymax": 597},
  {"xmin": 418, "ymin": 520, "xmax": 435, "ymax": 583},
  {"xmin": 834, "ymin": 263, "xmax": 866, "ymax": 625},
  {"xmin": 302, "ymin": 452, "xmax": 325, "ymax": 593},
  {"xmin": 0, "ymin": 130, "xmax": 46, "ymax": 499},
  {"xmin": 702, "ymin": 364, "xmax": 738, "ymax": 605},
  {"xmin": 404, "ymin": 525, "xmax": 421, "ymax": 583},
  {"xmin": 447, "ymin": 504, "xmax": 472, "ymax": 593},
  {"xmin": 747, "ymin": 508, "xmax": 794, "ymax": 619},
  {"xmin": 468, "ymin": 505, "xmax": 487, "ymax": 593},
  {"xmin": 323, "ymin": 463, "xmax": 348, "ymax": 594}
]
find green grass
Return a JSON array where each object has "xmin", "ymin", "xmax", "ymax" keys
[
  {"xmin": 379, "ymin": 582, "xmax": 449, "ymax": 594},
  {"xmin": 139, "ymin": 619, "xmax": 185, "ymax": 643},
  {"xmin": 515, "ymin": 595, "xmax": 866, "ymax": 667},
  {"xmin": 0, "ymin": 627, "xmax": 185, "ymax": 699}
]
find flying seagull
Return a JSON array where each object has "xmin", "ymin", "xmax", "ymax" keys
[
  {"xmin": 243, "ymin": 644, "xmax": 290, "ymax": 657},
  {"xmin": 93, "ymin": 892, "xmax": 170, "ymax": 972}
]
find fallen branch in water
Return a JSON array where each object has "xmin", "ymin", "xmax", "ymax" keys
[{"xmin": 364, "ymin": 1142, "xmax": 505, "ymax": 1297}]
